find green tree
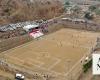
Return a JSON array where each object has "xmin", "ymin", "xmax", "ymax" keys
[
  {"xmin": 83, "ymin": 59, "xmax": 92, "ymax": 73},
  {"xmin": 84, "ymin": 12, "xmax": 94, "ymax": 20},
  {"xmin": 65, "ymin": 1, "xmax": 70, "ymax": 5},
  {"xmin": 95, "ymin": 9, "xmax": 100, "ymax": 15},
  {"xmin": 71, "ymin": 5, "xmax": 80, "ymax": 13},
  {"xmin": 64, "ymin": 1, "xmax": 70, "ymax": 12},
  {"xmin": 89, "ymin": 5, "xmax": 97, "ymax": 11},
  {"xmin": 71, "ymin": 5, "xmax": 81, "ymax": 18}
]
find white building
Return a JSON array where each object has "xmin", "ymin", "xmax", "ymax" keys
[{"xmin": 23, "ymin": 24, "xmax": 39, "ymax": 31}]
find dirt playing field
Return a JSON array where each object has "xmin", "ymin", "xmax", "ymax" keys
[
  {"xmin": 1, "ymin": 28, "xmax": 100, "ymax": 77},
  {"xmin": 0, "ymin": 69, "xmax": 14, "ymax": 79}
]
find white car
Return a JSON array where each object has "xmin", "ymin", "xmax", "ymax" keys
[{"xmin": 15, "ymin": 73, "xmax": 25, "ymax": 80}]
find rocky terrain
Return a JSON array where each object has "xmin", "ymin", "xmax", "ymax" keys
[{"xmin": 0, "ymin": 0, "xmax": 63, "ymax": 25}]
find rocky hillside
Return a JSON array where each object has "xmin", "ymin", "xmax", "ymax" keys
[{"xmin": 0, "ymin": 0, "xmax": 63, "ymax": 25}]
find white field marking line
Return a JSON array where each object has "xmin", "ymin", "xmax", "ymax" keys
[
  {"xmin": 56, "ymin": 41, "xmax": 91, "ymax": 49},
  {"xmin": 32, "ymin": 62, "xmax": 65, "ymax": 76},
  {"xmin": 33, "ymin": 52, "xmax": 59, "ymax": 62},
  {"xmin": 2, "ymin": 40, "xmax": 97, "ymax": 77},
  {"xmin": 6, "ymin": 55, "xmax": 44, "ymax": 69},
  {"xmin": 64, "ymin": 41, "xmax": 97, "ymax": 76},
  {"xmin": 44, "ymin": 37, "xmax": 96, "ymax": 49},
  {"xmin": 5, "ymin": 55, "xmax": 26, "ymax": 63},
  {"xmin": 32, "ymin": 52, "xmax": 61, "ymax": 70},
  {"xmin": 24, "ymin": 41, "xmax": 97, "ymax": 75},
  {"xmin": 5, "ymin": 55, "xmax": 43, "ymax": 67},
  {"xmin": 28, "ymin": 58, "xmax": 44, "ymax": 66},
  {"xmin": 10, "ymin": 56, "xmax": 62, "ymax": 76},
  {"xmin": 4, "ymin": 61, "xmax": 46, "ymax": 80},
  {"xmin": 4, "ymin": 50, "xmax": 64, "ymax": 76},
  {"xmin": 0, "ymin": 39, "xmax": 35, "ymax": 55},
  {"xmin": 26, "ymin": 62, "xmax": 64, "ymax": 76},
  {"xmin": 6, "ymin": 54, "xmax": 44, "ymax": 66},
  {"xmin": 34, "ymin": 52, "xmax": 51, "ymax": 58},
  {"xmin": 48, "ymin": 58, "xmax": 61, "ymax": 70},
  {"xmin": 0, "ymin": 28, "xmax": 97, "ymax": 69},
  {"xmin": 0, "ymin": 28, "xmax": 60, "ymax": 55},
  {"xmin": 1, "ymin": 42, "xmax": 96, "ymax": 78},
  {"xmin": 6, "ymin": 54, "xmax": 64, "ymax": 76},
  {"xmin": 64, "ymin": 53, "xmax": 88, "ymax": 76},
  {"xmin": 0, "ymin": 27, "xmax": 99, "ymax": 55}
]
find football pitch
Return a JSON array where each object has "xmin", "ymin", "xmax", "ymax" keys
[{"xmin": 1, "ymin": 28, "xmax": 100, "ymax": 77}]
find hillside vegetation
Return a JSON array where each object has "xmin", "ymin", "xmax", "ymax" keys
[{"xmin": 0, "ymin": 0, "xmax": 63, "ymax": 25}]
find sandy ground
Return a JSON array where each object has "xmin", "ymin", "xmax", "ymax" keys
[
  {"xmin": 1, "ymin": 28, "xmax": 100, "ymax": 76},
  {"xmin": 79, "ymin": 68, "xmax": 100, "ymax": 80},
  {"xmin": 0, "ymin": 69, "xmax": 32, "ymax": 80},
  {"xmin": 0, "ymin": 69, "xmax": 14, "ymax": 79},
  {"xmin": 94, "ymin": 16, "xmax": 100, "ymax": 24}
]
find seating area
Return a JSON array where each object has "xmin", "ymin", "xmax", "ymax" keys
[{"xmin": 0, "ymin": 20, "xmax": 48, "ymax": 39}]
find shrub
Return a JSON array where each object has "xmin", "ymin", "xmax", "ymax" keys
[
  {"xmin": 84, "ymin": 12, "xmax": 94, "ymax": 20},
  {"xmin": 89, "ymin": 5, "xmax": 97, "ymax": 11},
  {"xmin": 83, "ymin": 59, "xmax": 92, "ymax": 73},
  {"xmin": 95, "ymin": 9, "xmax": 100, "ymax": 15}
]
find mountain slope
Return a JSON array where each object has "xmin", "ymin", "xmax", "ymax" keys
[{"xmin": 0, "ymin": 0, "xmax": 63, "ymax": 25}]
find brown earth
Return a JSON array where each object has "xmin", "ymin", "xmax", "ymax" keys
[
  {"xmin": 79, "ymin": 68, "xmax": 100, "ymax": 80},
  {"xmin": 1, "ymin": 28, "xmax": 100, "ymax": 79},
  {"xmin": 93, "ymin": 15, "xmax": 100, "ymax": 24},
  {"xmin": 0, "ymin": 69, "xmax": 14, "ymax": 80},
  {"xmin": 0, "ymin": 0, "xmax": 64, "ymax": 25}
]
